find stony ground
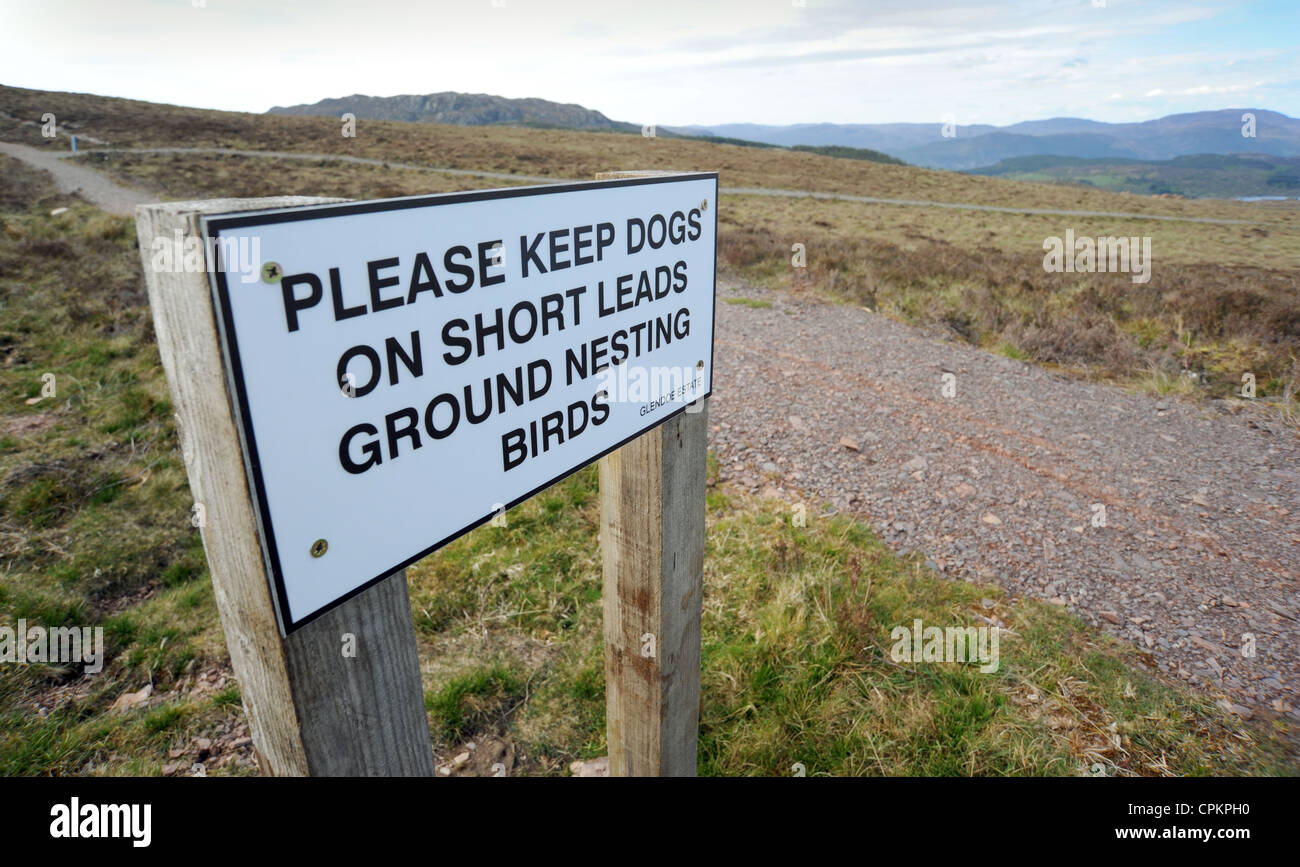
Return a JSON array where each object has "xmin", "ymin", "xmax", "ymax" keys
[
  {"xmin": 0, "ymin": 141, "xmax": 151, "ymax": 215},
  {"xmin": 708, "ymin": 278, "xmax": 1300, "ymax": 723}
]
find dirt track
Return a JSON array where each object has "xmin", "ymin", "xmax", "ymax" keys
[{"xmin": 0, "ymin": 141, "xmax": 152, "ymax": 215}]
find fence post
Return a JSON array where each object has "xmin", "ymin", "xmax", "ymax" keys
[
  {"xmin": 595, "ymin": 171, "xmax": 709, "ymax": 777},
  {"xmin": 135, "ymin": 199, "xmax": 435, "ymax": 776}
]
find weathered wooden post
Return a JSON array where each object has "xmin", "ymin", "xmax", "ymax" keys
[
  {"xmin": 136, "ymin": 199, "xmax": 435, "ymax": 776},
  {"xmin": 596, "ymin": 172, "xmax": 709, "ymax": 777}
]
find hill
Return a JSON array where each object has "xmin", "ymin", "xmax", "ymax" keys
[
  {"xmin": 269, "ymin": 90, "xmax": 915, "ymax": 164},
  {"xmin": 268, "ymin": 91, "xmax": 640, "ymax": 132},
  {"xmin": 901, "ymin": 131, "xmax": 1144, "ymax": 171},
  {"xmin": 789, "ymin": 144, "xmax": 907, "ymax": 165},
  {"xmin": 268, "ymin": 92, "xmax": 900, "ymax": 165},
  {"xmin": 679, "ymin": 109, "xmax": 1300, "ymax": 169},
  {"xmin": 674, "ymin": 121, "xmax": 999, "ymax": 154},
  {"xmin": 969, "ymin": 152, "xmax": 1300, "ymax": 199}
]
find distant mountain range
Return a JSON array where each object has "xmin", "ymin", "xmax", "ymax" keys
[
  {"xmin": 267, "ymin": 94, "xmax": 1300, "ymax": 183},
  {"xmin": 676, "ymin": 110, "xmax": 1300, "ymax": 169},
  {"xmin": 269, "ymin": 91, "xmax": 642, "ymax": 133},
  {"xmin": 266, "ymin": 91, "xmax": 902, "ymax": 162},
  {"xmin": 969, "ymin": 153, "xmax": 1300, "ymax": 199}
]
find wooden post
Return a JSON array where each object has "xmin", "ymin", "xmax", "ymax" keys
[
  {"xmin": 595, "ymin": 171, "xmax": 709, "ymax": 777},
  {"xmin": 136, "ymin": 199, "xmax": 435, "ymax": 777}
]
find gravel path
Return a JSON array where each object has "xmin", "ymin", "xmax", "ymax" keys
[
  {"xmin": 709, "ymin": 278, "xmax": 1299, "ymax": 722},
  {"xmin": 0, "ymin": 141, "xmax": 153, "ymax": 215}
]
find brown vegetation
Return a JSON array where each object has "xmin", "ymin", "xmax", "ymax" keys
[{"xmin": 720, "ymin": 224, "xmax": 1300, "ymax": 398}]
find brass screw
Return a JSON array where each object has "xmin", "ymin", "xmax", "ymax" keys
[
  {"xmin": 261, "ymin": 261, "xmax": 283, "ymax": 283},
  {"xmin": 697, "ymin": 359, "xmax": 705, "ymax": 370},
  {"xmin": 700, "ymin": 199, "xmax": 708, "ymax": 212},
  {"xmin": 310, "ymin": 538, "xmax": 328, "ymax": 558}
]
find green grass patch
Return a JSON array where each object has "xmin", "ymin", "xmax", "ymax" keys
[
  {"xmin": 993, "ymin": 339, "xmax": 1029, "ymax": 361},
  {"xmin": 724, "ymin": 296, "xmax": 774, "ymax": 309},
  {"xmin": 425, "ymin": 663, "xmax": 525, "ymax": 741}
]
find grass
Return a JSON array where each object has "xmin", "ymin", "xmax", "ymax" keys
[
  {"xmin": 993, "ymin": 339, "xmax": 1029, "ymax": 361},
  {"xmin": 724, "ymin": 297, "xmax": 774, "ymax": 309},
  {"xmin": 693, "ymin": 489, "xmax": 1254, "ymax": 776},
  {"xmin": 425, "ymin": 664, "xmax": 525, "ymax": 741},
  {"xmin": 1, "ymin": 100, "xmax": 1296, "ymax": 775},
  {"xmin": 69, "ymin": 151, "xmax": 536, "ymax": 201},
  {"xmin": 405, "ymin": 461, "xmax": 1292, "ymax": 776},
  {"xmin": 0, "ymin": 154, "xmax": 249, "ymax": 775}
]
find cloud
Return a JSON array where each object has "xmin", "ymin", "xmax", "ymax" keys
[
  {"xmin": 1146, "ymin": 82, "xmax": 1263, "ymax": 98},
  {"xmin": 0, "ymin": 0, "xmax": 1293, "ymax": 126}
]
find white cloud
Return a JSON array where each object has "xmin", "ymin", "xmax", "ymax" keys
[{"xmin": 0, "ymin": 0, "xmax": 1293, "ymax": 126}]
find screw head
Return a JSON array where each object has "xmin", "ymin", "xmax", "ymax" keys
[
  {"xmin": 261, "ymin": 261, "xmax": 283, "ymax": 283},
  {"xmin": 310, "ymin": 538, "xmax": 328, "ymax": 558},
  {"xmin": 700, "ymin": 199, "xmax": 709, "ymax": 212}
]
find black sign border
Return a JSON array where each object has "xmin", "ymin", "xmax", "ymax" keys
[{"xmin": 203, "ymin": 172, "xmax": 719, "ymax": 634}]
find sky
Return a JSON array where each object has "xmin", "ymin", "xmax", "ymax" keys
[{"xmin": 0, "ymin": 0, "xmax": 1297, "ymax": 127}]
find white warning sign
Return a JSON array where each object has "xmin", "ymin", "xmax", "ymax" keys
[{"xmin": 203, "ymin": 173, "xmax": 717, "ymax": 631}]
